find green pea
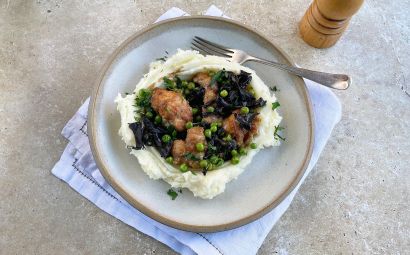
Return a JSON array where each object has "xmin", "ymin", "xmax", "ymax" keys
[
  {"xmin": 220, "ymin": 90, "xmax": 228, "ymax": 97},
  {"xmin": 250, "ymin": 143, "xmax": 257, "ymax": 149},
  {"xmin": 211, "ymin": 122, "xmax": 218, "ymax": 128},
  {"xmin": 171, "ymin": 130, "xmax": 177, "ymax": 138},
  {"xmin": 224, "ymin": 134, "xmax": 232, "ymax": 141},
  {"xmin": 181, "ymin": 80, "xmax": 188, "ymax": 87},
  {"xmin": 179, "ymin": 163, "xmax": 188, "ymax": 172},
  {"xmin": 199, "ymin": 160, "xmax": 208, "ymax": 168},
  {"xmin": 246, "ymin": 85, "xmax": 256, "ymax": 96},
  {"xmin": 239, "ymin": 147, "xmax": 247, "ymax": 155},
  {"xmin": 207, "ymin": 106, "xmax": 215, "ymax": 113},
  {"xmin": 184, "ymin": 89, "xmax": 190, "ymax": 95},
  {"xmin": 162, "ymin": 134, "xmax": 171, "ymax": 143},
  {"xmin": 210, "ymin": 125, "xmax": 217, "ymax": 133},
  {"xmin": 210, "ymin": 156, "xmax": 219, "ymax": 164},
  {"xmin": 240, "ymin": 107, "xmax": 249, "ymax": 115},
  {"xmin": 204, "ymin": 129, "xmax": 212, "ymax": 138},
  {"xmin": 192, "ymin": 108, "xmax": 199, "ymax": 115},
  {"xmin": 231, "ymin": 149, "xmax": 238, "ymax": 156},
  {"xmin": 231, "ymin": 156, "xmax": 240, "ymax": 165},
  {"xmin": 188, "ymin": 82, "xmax": 196, "ymax": 90},
  {"xmin": 145, "ymin": 111, "xmax": 153, "ymax": 118},
  {"xmin": 196, "ymin": 143, "xmax": 205, "ymax": 152},
  {"xmin": 185, "ymin": 121, "xmax": 193, "ymax": 129},
  {"xmin": 154, "ymin": 115, "xmax": 162, "ymax": 124},
  {"xmin": 166, "ymin": 156, "xmax": 173, "ymax": 164},
  {"xmin": 207, "ymin": 163, "xmax": 214, "ymax": 171}
]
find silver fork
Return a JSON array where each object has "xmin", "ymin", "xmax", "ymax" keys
[{"xmin": 191, "ymin": 36, "xmax": 351, "ymax": 90}]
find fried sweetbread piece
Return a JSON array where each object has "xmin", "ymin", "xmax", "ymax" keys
[
  {"xmin": 193, "ymin": 72, "xmax": 217, "ymax": 104},
  {"xmin": 185, "ymin": 127, "xmax": 207, "ymax": 157},
  {"xmin": 171, "ymin": 127, "xmax": 206, "ymax": 169},
  {"xmin": 202, "ymin": 115, "xmax": 223, "ymax": 124},
  {"xmin": 223, "ymin": 111, "xmax": 260, "ymax": 146},
  {"xmin": 151, "ymin": 88, "xmax": 193, "ymax": 131},
  {"xmin": 171, "ymin": 140, "xmax": 187, "ymax": 165},
  {"xmin": 243, "ymin": 116, "xmax": 261, "ymax": 144},
  {"xmin": 223, "ymin": 113, "xmax": 245, "ymax": 145}
]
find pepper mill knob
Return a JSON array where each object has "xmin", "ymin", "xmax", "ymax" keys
[{"xmin": 299, "ymin": 0, "xmax": 364, "ymax": 48}]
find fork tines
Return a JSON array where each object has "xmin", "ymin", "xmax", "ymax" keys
[{"xmin": 191, "ymin": 36, "xmax": 233, "ymax": 57}]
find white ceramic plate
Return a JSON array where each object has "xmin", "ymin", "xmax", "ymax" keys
[{"xmin": 88, "ymin": 16, "xmax": 314, "ymax": 232}]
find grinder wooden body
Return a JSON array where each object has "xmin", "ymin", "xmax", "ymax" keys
[{"xmin": 299, "ymin": 0, "xmax": 364, "ymax": 48}]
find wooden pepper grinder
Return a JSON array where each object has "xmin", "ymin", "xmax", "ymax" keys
[{"xmin": 299, "ymin": 0, "xmax": 364, "ymax": 48}]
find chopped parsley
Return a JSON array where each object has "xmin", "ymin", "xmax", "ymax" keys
[
  {"xmin": 184, "ymin": 152, "xmax": 200, "ymax": 161},
  {"xmin": 269, "ymin": 86, "xmax": 278, "ymax": 92},
  {"xmin": 163, "ymin": 77, "xmax": 176, "ymax": 89},
  {"xmin": 134, "ymin": 89, "xmax": 152, "ymax": 108},
  {"xmin": 210, "ymin": 69, "xmax": 224, "ymax": 87},
  {"xmin": 272, "ymin": 102, "xmax": 280, "ymax": 110},
  {"xmin": 156, "ymin": 56, "xmax": 168, "ymax": 62},
  {"xmin": 274, "ymin": 125, "xmax": 285, "ymax": 141},
  {"xmin": 167, "ymin": 189, "xmax": 178, "ymax": 200}
]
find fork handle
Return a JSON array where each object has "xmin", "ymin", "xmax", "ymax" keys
[{"xmin": 249, "ymin": 57, "xmax": 351, "ymax": 90}]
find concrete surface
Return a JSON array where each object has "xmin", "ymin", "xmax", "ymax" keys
[{"xmin": 1, "ymin": 0, "xmax": 409, "ymax": 254}]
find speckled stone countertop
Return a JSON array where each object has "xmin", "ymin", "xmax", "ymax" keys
[{"xmin": 1, "ymin": 1, "xmax": 409, "ymax": 254}]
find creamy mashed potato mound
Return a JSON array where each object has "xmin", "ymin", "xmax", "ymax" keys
[{"xmin": 115, "ymin": 50, "xmax": 282, "ymax": 199}]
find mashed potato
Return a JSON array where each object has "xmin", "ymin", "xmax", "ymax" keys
[{"xmin": 115, "ymin": 50, "xmax": 282, "ymax": 199}]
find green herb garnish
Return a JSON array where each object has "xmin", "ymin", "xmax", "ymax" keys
[
  {"xmin": 274, "ymin": 125, "xmax": 285, "ymax": 141},
  {"xmin": 270, "ymin": 86, "xmax": 278, "ymax": 92},
  {"xmin": 272, "ymin": 102, "xmax": 280, "ymax": 110},
  {"xmin": 135, "ymin": 89, "xmax": 151, "ymax": 108},
  {"xmin": 210, "ymin": 69, "xmax": 224, "ymax": 87},
  {"xmin": 184, "ymin": 152, "xmax": 200, "ymax": 161},
  {"xmin": 167, "ymin": 189, "xmax": 178, "ymax": 200},
  {"xmin": 175, "ymin": 76, "xmax": 183, "ymax": 88},
  {"xmin": 163, "ymin": 77, "xmax": 175, "ymax": 89}
]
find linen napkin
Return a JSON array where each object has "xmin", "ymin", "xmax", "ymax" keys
[{"xmin": 52, "ymin": 6, "xmax": 342, "ymax": 255}]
